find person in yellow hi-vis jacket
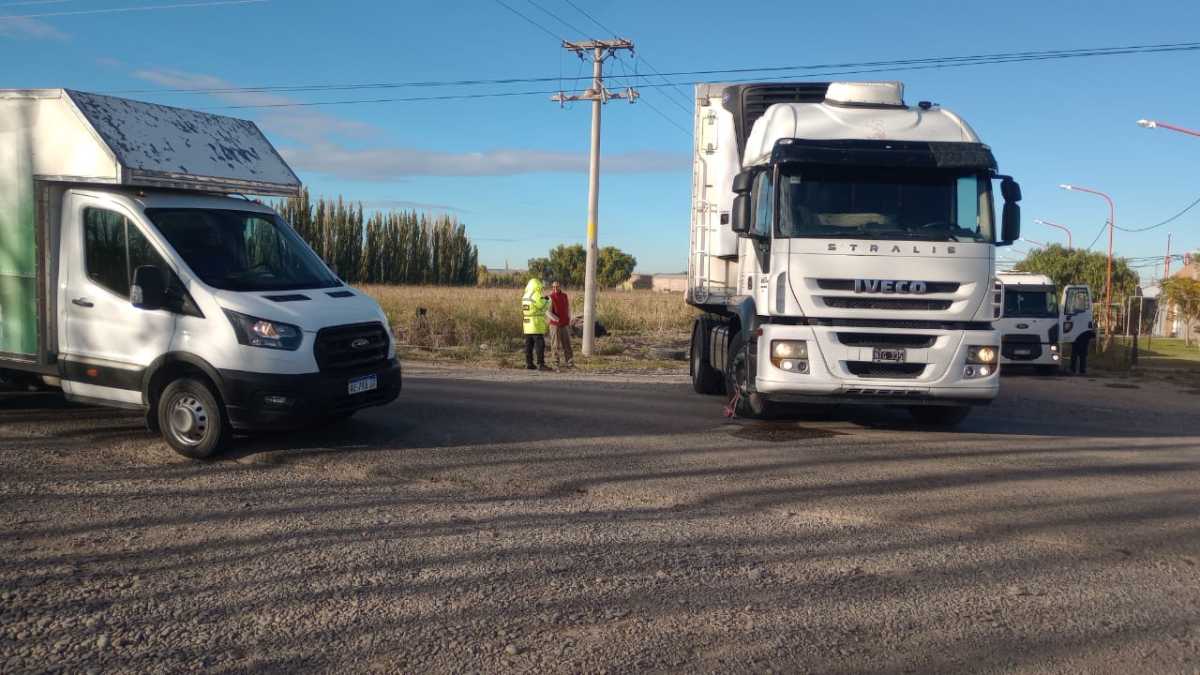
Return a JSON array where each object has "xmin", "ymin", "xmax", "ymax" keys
[{"xmin": 521, "ymin": 277, "xmax": 551, "ymax": 371}]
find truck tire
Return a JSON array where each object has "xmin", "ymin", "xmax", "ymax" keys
[
  {"xmin": 725, "ymin": 332, "xmax": 773, "ymax": 418},
  {"xmin": 908, "ymin": 405, "xmax": 970, "ymax": 428},
  {"xmin": 691, "ymin": 320, "xmax": 723, "ymax": 395},
  {"xmin": 158, "ymin": 377, "xmax": 230, "ymax": 459}
]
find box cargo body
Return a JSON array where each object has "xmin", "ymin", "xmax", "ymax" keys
[{"xmin": 0, "ymin": 89, "xmax": 401, "ymax": 457}]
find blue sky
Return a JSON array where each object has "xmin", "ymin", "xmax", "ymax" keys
[{"xmin": 3, "ymin": 0, "xmax": 1199, "ymax": 278}]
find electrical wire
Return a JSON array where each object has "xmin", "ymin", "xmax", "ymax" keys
[
  {"xmin": 1115, "ymin": 195, "xmax": 1200, "ymax": 232},
  {"xmin": 524, "ymin": 0, "xmax": 588, "ymax": 38},
  {"xmin": 0, "ymin": 0, "xmax": 265, "ymax": 19},
  {"xmin": 492, "ymin": 0, "xmax": 562, "ymax": 42},
  {"xmin": 105, "ymin": 40, "xmax": 1200, "ymax": 96},
  {"xmin": 1086, "ymin": 221, "xmax": 1110, "ymax": 251}
]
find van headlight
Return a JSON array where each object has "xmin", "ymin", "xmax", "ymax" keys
[
  {"xmin": 223, "ymin": 309, "xmax": 303, "ymax": 351},
  {"xmin": 770, "ymin": 340, "xmax": 809, "ymax": 374}
]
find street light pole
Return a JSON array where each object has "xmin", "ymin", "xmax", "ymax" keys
[
  {"xmin": 1059, "ymin": 184, "xmax": 1116, "ymax": 343},
  {"xmin": 1022, "ymin": 237, "xmax": 1047, "ymax": 248},
  {"xmin": 1033, "ymin": 218, "xmax": 1073, "ymax": 249},
  {"xmin": 1137, "ymin": 119, "xmax": 1200, "ymax": 138}
]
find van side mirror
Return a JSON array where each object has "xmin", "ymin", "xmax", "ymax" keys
[
  {"xmin": 131, "ymin": 265, "xmax": 166, "ymax": 311},
  {"xmin": 731, "ymin": 194, "xmax": 752, "ymax": 235}
]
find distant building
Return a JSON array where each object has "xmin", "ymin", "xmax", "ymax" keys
[
  {"xmin": 651, "ymin": 273, "xmax": 688, "ymax": 294},
  {"xmin": 620, "ymin": 274, "xmax": 653, "ymax": 291}
]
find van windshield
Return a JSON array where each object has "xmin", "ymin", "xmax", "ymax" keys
[
  {"xmin": 1004, "ymin": 288, "xmax": 1058, "ymax": 318},
  {"xmin": 145, "ymin": 208, "xmax": 341, "ymax": 292},
  {"xmin": 776, "ymin": 166, "xmax": 994, "ymax": 242}
]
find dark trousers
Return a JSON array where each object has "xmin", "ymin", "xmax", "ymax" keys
[
  {"xmin": 1070, "ymin": 336, "xmax": 1091, "ymax": 374},
  {"xmin": 524, "ymin": 334, "xmax": 546, "ymax": 367}
]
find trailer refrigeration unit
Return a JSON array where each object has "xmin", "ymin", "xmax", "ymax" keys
[
  {"xmin": 0, "ymin": 89, "xmax": 401, "ymax": 458},
  {"xmin": 687, "ymin": 81, "xmax": 1023, "ymax": 425},
  {"xmin": 995, "ymin": 272, "xmax": 1093, "ymax": 374}
]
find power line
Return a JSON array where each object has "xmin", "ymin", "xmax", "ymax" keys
[
  {"xmin": 106, "ymin": 40, "xmax": 1200, "ymax": 96},
  {"xmin": 524, "ymin": 0, "xmax": 588, "ymax": 37},
  {"xmin": 560, "ymin": 0, "xmax": 615, "ymax": 35},
  {"xmin": 1116, "ymin": 194, "xmax": 1200, "ymax": 232},
  {"xmin": 0, "ymin": 0, "xmax": 266, "ymax": 19},
  {"xmin": 1086, "ymin": 221, "xmax": 1109, "ymax": 251},
  {"xmin": 492, "ymin": 0, "xmax": 562, "ymax": 41}
]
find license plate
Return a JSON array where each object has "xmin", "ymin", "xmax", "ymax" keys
[
  {"xmin": 348, "ymin": 374, "xmax": 378, "ymax": 395},
  {"xmin": 1014, "ymin": 348, "xmax": 1031, "ymax": 356},
  {"xmin": 872, "ymin": 348, "xmax": 906, "ymax": 363}
]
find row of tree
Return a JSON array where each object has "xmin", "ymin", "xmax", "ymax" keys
[
  {"xmin": 277, "ymin": 189, "xmax": 479, "ymax": 285},
  {"xmin": 1012, "ymin": 245, "xmax": 1139, "ymax": 298}
]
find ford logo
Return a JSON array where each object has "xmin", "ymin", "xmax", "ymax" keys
[
  {"xmin": 1016, "ymin": 323, "xmax": 1030, "ymax": 329},
  {"xmin": 854, "ymin": 279, "xmax": 927, "ymax": 294},
  {"xmin": 350, "ymin": 338, "xmax": 371, "ymax": 349}
]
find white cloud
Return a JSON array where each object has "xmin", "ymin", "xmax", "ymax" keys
[
  {"xmin": 130, "ymin": 68, "xmax": 689, "ymax": 180},
  {"xmin": 360, "ymin": 199, "xmax": 469, "ymax": 213},
  {"xmin": 281, "ymin": 144, "xmax": 689, "ymax": 179},
  {"xmin": 132, "ymin": 68, "xmax": 376, "ymax": 145},
  {"xmin": 0, "ymin": 17, "xmax": 68, "ymax": 41}
]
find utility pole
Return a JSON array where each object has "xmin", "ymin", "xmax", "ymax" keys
[
  {"xmin": 552, "ymin": 39, "xmax": 637, "ymax": 356},
  {"xmin": 1164, "ymin": 232, "xmax": 1173, "ymax": 279}
]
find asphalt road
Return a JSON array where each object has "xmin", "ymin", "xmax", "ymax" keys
[{"xmin": 2, "ymin": 367, "xmax": 1199, "ymax": 674}]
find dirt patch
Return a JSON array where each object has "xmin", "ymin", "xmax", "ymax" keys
[{"xmin": 730, "ymin": 422, "xmax": 843, "ymax": 442}]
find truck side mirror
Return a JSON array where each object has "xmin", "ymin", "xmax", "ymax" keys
[
  {"xmin": 1001, "ymin": 202, "xmax": 1021, "ymax": 245},
  {"xmin": 731, "ymin": 194, "xmax": 752, "ymax": 235},
  {"xmin": 131, "ymin": 265, "xmax": 167, "ymax": 311},
  {"xmin": 732, "ymin": 169, "xmax": 754, "ymax": 195},
  {"xmin": 1000, "ymin": 176, "xmax": 1022, "ymax": 203}
]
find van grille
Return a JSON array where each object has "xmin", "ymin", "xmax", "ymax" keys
[
  {"xmin": 314, "ymin": 322, "xmax": 389, "ymax": 373},
  {"xmin": 1001, "ymin": 334, "xmax": 1042, "ymax": 361},
  {"xmin": 824, "ymin": 297, "xmax": 953, "ymax": 311},
  {"xmin": 845, "ymin": 362, "xmax": 927, "ymax": 379},
  {"xmin": 837, "ymin": 333, "xmax": 936, "ymax": 348}
]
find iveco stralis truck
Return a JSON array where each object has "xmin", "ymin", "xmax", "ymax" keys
[
  {"xmin": 995, "ymin": 272, "xmax": 1093, "ymax": 373},
  {"xmin": 0, "ymin": 89, "xmax": 400, "ymax": 458},
  {"xmin": 687, "ymin": 82, "xmax": 1022, "ymax": 425}
]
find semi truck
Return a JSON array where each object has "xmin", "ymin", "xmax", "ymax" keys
[
  {"xmin": 0, "ymin": 89, "xmax": 401, "ymax": 458},
  {"xmin": 687, "ymin": 81, "xmax": 1022, "ymax": 425},
  {"xmin": 995, "ymin": 272, "xmax": 1093, "ymax": 373}
]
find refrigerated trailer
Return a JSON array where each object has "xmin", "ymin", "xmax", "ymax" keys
[
  {"xmin": 687, "ymin": 81, "xmax": 1022, "ymax": 425},
  {"xmin": 0, "ymin": 89, "xmax": 401, "ymax": 458}
]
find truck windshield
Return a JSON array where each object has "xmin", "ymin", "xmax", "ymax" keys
[
  {"xmin": 145, "ymin": 208, "xmax": 341, "ymax": 292},
  {"xmin": 776, "ymin": 166, "xmax": 994, "ymax": 242},
  {"xmin": 1004, "ymin": 289, "xmax": 1058, "ymax": 318}
]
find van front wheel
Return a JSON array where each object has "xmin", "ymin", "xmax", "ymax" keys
[{"xmin": 158, "ymin": 378, "xmax": 230, "ymax": 459}]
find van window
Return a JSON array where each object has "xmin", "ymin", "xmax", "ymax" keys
[{"xmin": 83, "ymin": 208, "xmax": 131, "ymax": 297}]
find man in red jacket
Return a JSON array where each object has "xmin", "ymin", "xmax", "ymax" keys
[{"xmin": 548, "ymin": 281, "xmax": 574, "ymax": 368}]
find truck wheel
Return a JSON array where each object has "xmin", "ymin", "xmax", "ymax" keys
[
  {"xmin": 158, "ymin": 378, "xmax": 230, "ymax": 459},
  {"xmin": 908, "ymin": 405, "xmax": 970, "ymax": 428},
  {"xmin": 726, "ymin": 332, "xmax": 773, "ymax": 418},
  {"xmin": 691, "ymin": 320, "xmax": 723, "ymax": 395}
]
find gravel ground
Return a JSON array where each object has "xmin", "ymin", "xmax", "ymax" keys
[{"xmin": 1, "ymin": 367, "xmax": 1199, "ymax": 674}]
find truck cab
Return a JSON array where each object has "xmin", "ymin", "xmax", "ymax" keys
[
  {"xmin": 1, "ymin": 89, "xmax": 400, "ymax": 458},
  {"xmin": 994, "ymin": 273, "xmax": 1092, "ymax": 373},
  {"xmin": 687, "ymin": 82, "xmax": 1021, "ymax": 426}
]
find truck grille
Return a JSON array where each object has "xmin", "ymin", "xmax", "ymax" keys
[
  {"xmin": 816, "ymin": 279, "xmax": 961, "ymax": 294},
  {"xmin": 314, "ymin": 322, "xmax": 389, "ymax": 373},
  {"xmin": 824, "ymin": 297, "xmax": 953, "ymax": 311},
  {"xmin": 1001, "ymin": 334, "xmax": 1042, "ymax": 361},
  {"xmin": 846, "ymin": 362, "xmax": 926, "ymax": 379},
  {"xmin": 837, "ymin": 333, "xmax": 936, "ymax": 348}
]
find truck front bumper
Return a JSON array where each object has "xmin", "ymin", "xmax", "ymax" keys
[
  {"xmin": 754, "ymin": 324, "xmax": 998, "ymax": 406},
  {"xmin": 219, "ymin": 358, "xmax": 402, "ymax": 431}
]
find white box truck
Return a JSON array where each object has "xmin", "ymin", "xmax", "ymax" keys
[
  {"xmin": 0, "ymin": 89, "xmax": 401, "ymax": 458},
  {"xmin": 995, "ymin": 272, "xmax": 1093, "ymax": 373},
  {"xmin": 687, "ymin": 81, "xmax": 1022, "ymax": 426}
]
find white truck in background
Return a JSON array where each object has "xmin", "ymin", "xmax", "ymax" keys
[
  {"xmin": 995, "ymin": 272, "xmax": 1093, "ymax": 373},
  {"xmin": 687, "ymin": 81, "xmax": 1023, "ymax": 426},
  {"xmin": 0, "ymin": 89, "xmax": 401, "ymax": 458}
]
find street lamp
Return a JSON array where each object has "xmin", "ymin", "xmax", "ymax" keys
[
  {"xmin": 1137, "ymin": 119, "xmax": 1200, "ymax": 138},
  {"xmin": 1059, "ymin": 184, "xmax": 1116, "ymax": 341},
  {"xmin": 1033, "ymin": 218, "xmax": 1073, "ymax": 249},
  {"xmin": 1022, "ymin": 237, "xmax": 1046, "ymax": 248}
]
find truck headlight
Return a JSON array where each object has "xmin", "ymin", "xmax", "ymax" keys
[
  {"xmin": 966, "ymin": 345, "xmax": 997, "ymax": 365},
  {"xmin": 223, "ymin": 309, "xmax": 303, "ymax": 351},
  {"xmin": 770, "ymin": 340, "xmax": 809, "ymax": 373}
]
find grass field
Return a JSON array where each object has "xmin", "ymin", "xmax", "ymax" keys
[
  {"xmin": 361, "ymin": 285, "xmax": 698, "ymax": 369},
  {"xmin": 1086, "ymin": 336, "xmax": 1200, "ymax": 379}
]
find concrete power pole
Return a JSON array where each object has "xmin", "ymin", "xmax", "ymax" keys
[{"xmin": 552, "ymin": 39, "xmax": 637, "ymax": 356}]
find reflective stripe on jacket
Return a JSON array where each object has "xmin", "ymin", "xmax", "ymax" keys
[{"xmin": 522, "ymin": 278, "xmax": 549, "ymax": 334}]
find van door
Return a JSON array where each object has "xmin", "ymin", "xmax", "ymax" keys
[
  {"xmin": 59, "ymin": 193, "xmax": 177, "ymax": 406},
  {"xmin": 1060, "ymin": 285, "xmax": 1093, "ymax": 343}
]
